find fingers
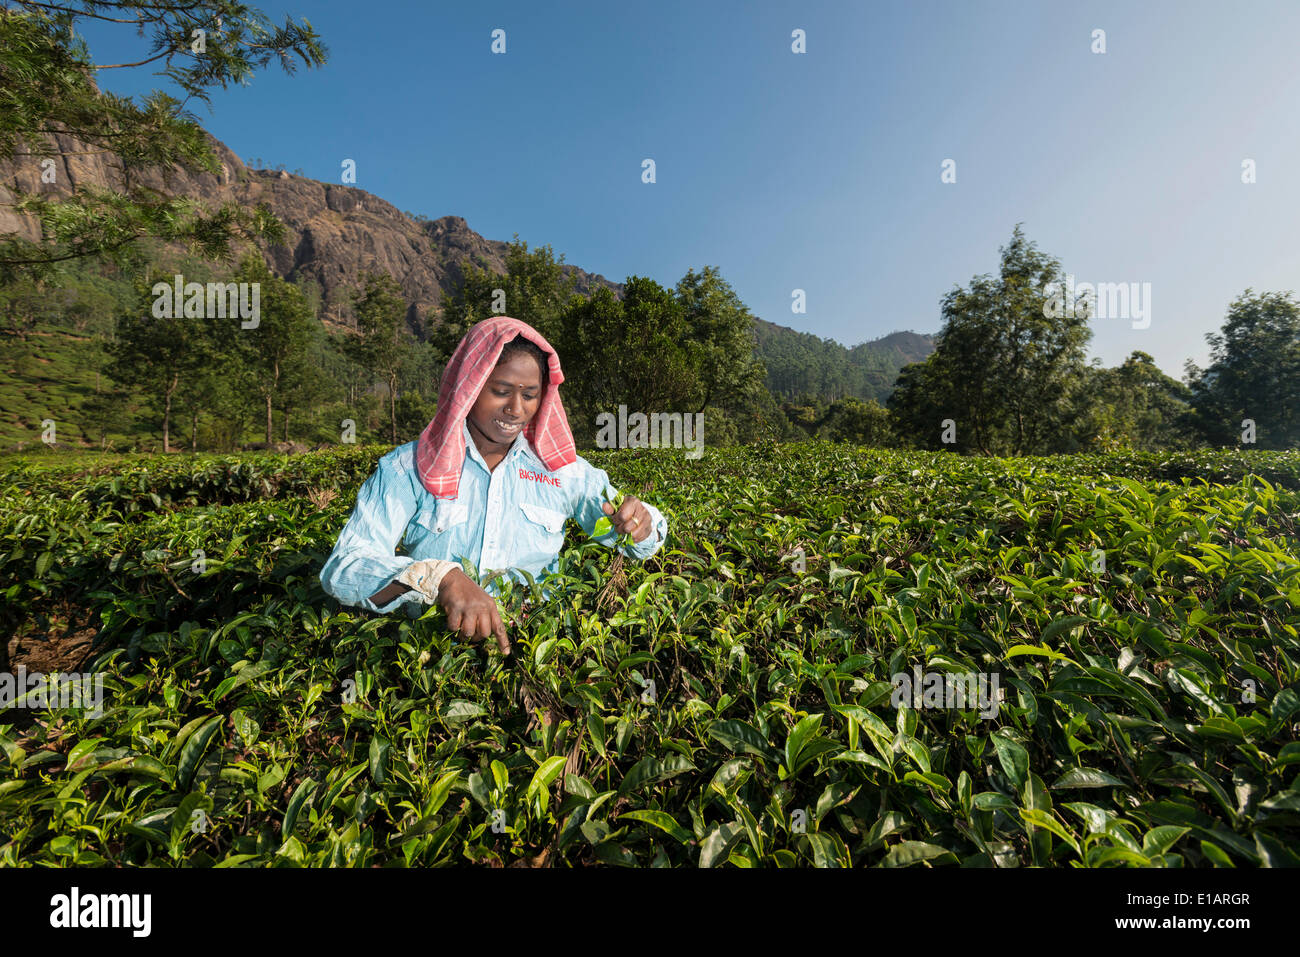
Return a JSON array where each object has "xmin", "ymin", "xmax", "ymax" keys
[
  {"xmin": 447, "ymin": 604, "xmax": 482, "ymax": 642},
  {"xmin": 438, "ymin": 570, "xmax": 509, "ymax": 652},
  {"xmin": 613, "ymin": 497, "xmax": 651, "ymax": 541},
  {"xmin": 476, "ymin": 609, "xmax": 498, "ymax": 645},
  {"xmin": 614, "ymin": 496, "xmax": 638, "ymax": 525},
  {"xmin": 446, "ymin": 595, "xmax": 510, "ymax": 654},
  {"xmin": 493, "ymin": 612, "xmax": 511, "ymax": 656},
  {"xmin": 604, "ymin": 498, "xmax": 649, "ymax": 541}
]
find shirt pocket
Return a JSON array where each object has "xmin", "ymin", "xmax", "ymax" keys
[
  {"xmin": 432, "ymin": 500, "xmax": 470, "ymax": 534},
  {"xmin": 406, "ymin": 499, "xmax": 468, "ymax": 544},
  {"xmin": 519, "ymin": 501, "xmax": 567, "ymax": 535}
]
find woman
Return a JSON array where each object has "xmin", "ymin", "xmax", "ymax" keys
[{"xmin": 319, "ymin": 316, "xmax": 668, "ymax": 656}]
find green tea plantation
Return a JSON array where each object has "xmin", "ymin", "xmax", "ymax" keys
[{"xmin": 1, "ymin": 442, "xmax": 1298, "ymax": 867}]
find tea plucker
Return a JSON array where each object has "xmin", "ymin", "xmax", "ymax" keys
[{"xmin": 319, "ymin": 316, "xmax": 669, "ymax": 655}]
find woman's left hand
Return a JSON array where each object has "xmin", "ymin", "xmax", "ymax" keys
[{"xmin": 602, "ymin": 495, "xmax": 653, "ymax": 543}]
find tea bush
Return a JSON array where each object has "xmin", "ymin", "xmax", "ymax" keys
[{"xmin": 0, "ymin": 443, "xmax": 1297, "ymax": 867}]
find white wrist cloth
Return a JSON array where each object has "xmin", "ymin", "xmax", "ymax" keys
[{"xmin": 395, "ymin": 558, "xmax": 462, "ymax": 603}]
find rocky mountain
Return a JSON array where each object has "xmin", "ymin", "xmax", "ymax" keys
[
  {"xmin": 0, "ymin": 130, "xmax": 622, "ymax": 336},
  {"xmin": 2, "ymin": 127, "xmax": 933, "ymax": 399}
]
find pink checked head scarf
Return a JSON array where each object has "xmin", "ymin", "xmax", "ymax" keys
[{"xmin": 415, "ymin": 316, "xmax": 576, "ymax": 499}]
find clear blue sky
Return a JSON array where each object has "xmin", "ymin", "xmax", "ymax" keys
[{"xmin": 78, "ymin": 0, "xmax": 1300, "ymax": 379}]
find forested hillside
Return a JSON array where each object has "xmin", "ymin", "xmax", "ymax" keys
[{"xmin": 752, "ymin": 319, "xmax": 934, "ymax": 403}]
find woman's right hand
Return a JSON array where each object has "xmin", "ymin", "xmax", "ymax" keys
[{"xmin": 437, "ymin": 568, "xmax": 511, "ymax": 656}]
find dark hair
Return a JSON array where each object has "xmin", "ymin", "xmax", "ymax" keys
[{"xmin": 497, "ymin": 334, "xmax": 550, "ymax": 389}]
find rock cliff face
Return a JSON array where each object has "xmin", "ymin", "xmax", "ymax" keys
[
  {"xmin": 0, "ymin": 130, "xmax": 622, "ymax": 335},
  {"xmin": 2, "ymin": 127, "xmax": 932, "ymax": 392}
]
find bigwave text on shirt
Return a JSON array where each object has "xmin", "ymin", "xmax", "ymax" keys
[{"xmin": 518, "ymin": 468, "xmax": 561, "ymax": 487}]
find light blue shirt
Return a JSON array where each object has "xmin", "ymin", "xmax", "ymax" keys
[{"xmin": 319, "ymin": 420, "xmax": 668, "ymax": 614}]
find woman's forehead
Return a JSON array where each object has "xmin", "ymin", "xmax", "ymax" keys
[{"xmin": 493, "ymin": 352, "xmax": 544, "ymax": 386}]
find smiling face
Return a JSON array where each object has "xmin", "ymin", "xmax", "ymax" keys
[{"xmin": 465, "ymin": 350, "xmax": 545, "ymax": 456}]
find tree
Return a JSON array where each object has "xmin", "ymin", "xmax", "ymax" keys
[
  {"xmin": 888, "ymin": 359, "xmax": 947, "ymax": 449},
  {"xmin": 432, "ymin": 235, "xmax": 578, "ymax": 363},
  {"xmin": 0, "ymin": 2, "xmax": 326, "ymax": 280},
  {"xmin": 1185, "ymin": 290, "xmax": 1300, "ymax": 449},
  {"xmin": 712, "ymin": 384, "xmax": 795, "ymax": 444},
  {"xmin": 229, "ymin": 255, "xmax": 314, "ymax": 444},
  {"xmin": 672, "ymin": 266, "xmax": 774, "ymax": 444},
  {"xmin": 173, "ymin": 315, "xmax": 233, "ymax": 452},
  {"xmin": 271, "ymin": 316, "xmax": 339, "ymax": 444},
  {"xmin": 431, "ymin": 244, "xmax": 790, "ymax": 448},
  {"xmin": 146, "ymin": 257, "xmax": 250, "ymax": 452},
  {"xmin": 81, "ymin": 382, "xmax": 135, "ymax": 450},
  {"xmin": 553, "ymin": 285, "xmax": 623, "ymax": 440},
  {"xmin": 105, "ymin": 279, "xmax": 205, "ymax": 452},
  {"xmin": 395, "ymin": 391, "xmax": 438, "ymax": 441},
  {"xmin": 783, "ymin": 395, "xmax": 834, "ymax": 439},
  {"xmin": 820, "ymin": 397, "xmax": 894, "ymax": 446},
  {"xmin": 396, "ymin": 335, "xmax": 442, "ymax": 403},
  {"xmin": 557, "ymin": 280, "xmax": 700, "ymax": 446},
  {"xmin": 346, "ymin": 271, "xmax": 409, "ymax": 445},
  {"xmin": 0, "ymin": 274, "xmax": 53, "ymax": 333},
  {"xmin": 888, "ymin": 225, "xmax": 1092, "ymax": 455},
  {"xmin": 674, "ymin": 266, "xmax": 766, "ymax": 414},
  {"xmin": 1075, "ymin": 351, "xmax": 1196, "ymax": 451},
  {"xmin": 618, "ymin": 277, "xmax": 699, "ymax": 412}
]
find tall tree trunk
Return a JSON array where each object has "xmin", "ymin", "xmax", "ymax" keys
[
  {"xmin": 695, "ymin": 382, "xmax": 714, "ymax": 416},
  {"xmin": 266, "ymin": 360, "xmax": 281, "ymax": 444},
  {"xmin": 389, "ymin": 371, "xmax": 398, "ymax": 444},
  {"xmin": 191, "ymin": 406, "xmax": 199, "ymax": 452},
  {"xmin": 163, "ymin": 371, "xmax": 178, "ymax": 453}
]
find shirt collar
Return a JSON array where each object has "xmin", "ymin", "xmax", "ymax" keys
[{"xmin": 460, "ymin": 418, "xmax": 537, "ymax": 470}]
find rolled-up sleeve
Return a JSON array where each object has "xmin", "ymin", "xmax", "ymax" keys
[
  {"xmin": 320, "ymin": 457, "xmax": 423, "ymax": 613},
  {"xmin": 572, "ymin": 460, "xmax": 668, "ymax": 562}
]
